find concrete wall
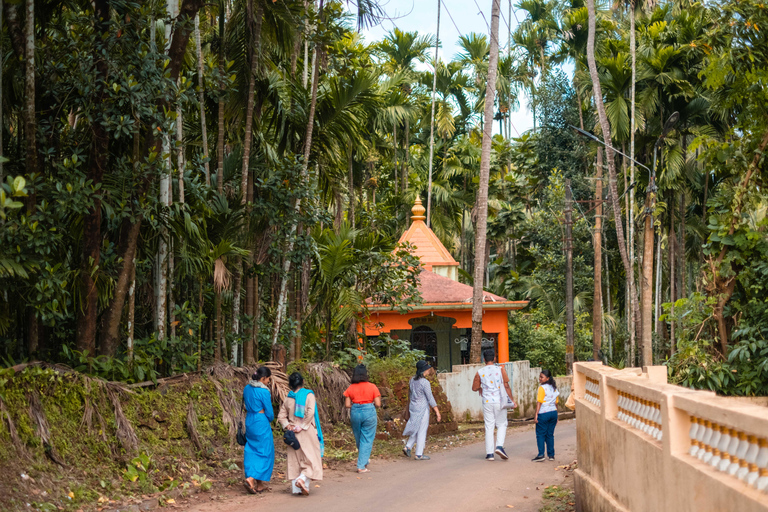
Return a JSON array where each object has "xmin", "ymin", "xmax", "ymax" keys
[
  {"xmin": 437, "ymin": 360, "xmax": 572, "ymax": 421},
  {"xmin": 573, "ymin": 362, "xmax": 768, "ymax": 512}
]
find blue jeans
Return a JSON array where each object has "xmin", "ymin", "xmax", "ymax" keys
[
  {"xmin": 536, "ymin": 410, "xmax": 558, "ymax": 457},
  {"xmin": 350, "ymin": 403, "xmax": 378, "ymax": 470}
]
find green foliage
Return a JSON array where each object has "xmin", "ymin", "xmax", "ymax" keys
[
  {"xmin": 124, "ymin": 453, "xmax": 153, "ymax": 483},
  {"xmin": 665, "ymin": 293, "xmax": 768, "ymax": 396},
  {"xmin": 509, "ymin": 310, "xmax": 593, "ymax": 377}
]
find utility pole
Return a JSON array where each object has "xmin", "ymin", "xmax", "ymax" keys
[
  {"xmin": 565, "ymin": 179, "xmax": 574, "ymax": 375},
  {"xmin": 593, "ymin": 152, "xmax": 603, "ymax": 362}
]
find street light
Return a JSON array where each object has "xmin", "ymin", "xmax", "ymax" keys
[{"xmin": 569, "ymin": 125, "xmax": 652, "ymax": 174}]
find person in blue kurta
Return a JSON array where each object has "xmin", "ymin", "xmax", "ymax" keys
[{"xmin": 243, "ymin": 366, "xmax": 275, "ymax": 494}]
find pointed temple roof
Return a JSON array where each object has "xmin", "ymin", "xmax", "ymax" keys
[
  {"xmin": 397, "ymin": 198, "xmax": 459, "ymax": 270},
  {"xmin": 364, "ymin": 199, "xmax": 528, "ymax": 312}
]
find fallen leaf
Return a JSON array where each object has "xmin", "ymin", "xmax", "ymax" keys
[
  {"xmin": 507, "ymin": 506, "xmax": 514, "ymax": 509},
  {"xmin": 356, "ymin": 477, "xmax": 361, "ymax": 480},
  {"xmin": 68, "ymin": 491, "xmax": 75, "ymax": 499},
  {"xmin": 166, "ymin": 499, "xmax": 176, "ymax": 504},
  {"xmin": 314, "ymin": 485, "xmax": 320, "ymax": 488}
]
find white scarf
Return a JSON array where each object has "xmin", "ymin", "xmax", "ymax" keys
[{"xmin": 248, "ymin": 380, "xmax": 269, "ymax": 390}]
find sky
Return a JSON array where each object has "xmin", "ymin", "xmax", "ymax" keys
[{"xmin": 348, "ymin": 0, "xmax": 535, "ymax": 135}]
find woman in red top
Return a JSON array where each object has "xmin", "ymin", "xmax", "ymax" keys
[{"xmin": 343, "ymin": 365, "xmax": 381, "ymax": 473}]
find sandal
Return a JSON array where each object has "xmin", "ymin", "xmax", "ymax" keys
[
  {"xmin": 296, "ymin": 478, "xmax": 309, "ymax": 496},
  {"xmin": 243, "ymin": 480, "xmax": 257, "ymax": 495},
  {"xmin": 357, "ymin": 468, "xmax": 370, "ymax": 473}
]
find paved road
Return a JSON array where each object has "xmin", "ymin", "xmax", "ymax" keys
[{"xmin": 185, "ymin": 419, "xmax": 576, "ymax": 512}]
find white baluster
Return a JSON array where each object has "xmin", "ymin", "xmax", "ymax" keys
[
  {"xmin": 618, "ymin": 392, "xmax": 626, "ymax": 421},
  {"xmin": 709, "ymin": 425, "xmax": 723, "ymax": 467},
  {"xmin": 743, "ymin": 435, "xmax": 760, "ymax": 482},
  {"xmin": 640, "ymin": 398, "xmax": 648, "ymax": 434},
  {"xmin": 755, "ymin": 467, "xmax": 768, "ymax": 492},
  {"xmin": 747, "ymin": 463, "xmax": 759, "ymax": 486},
  {"xmin": 718, "ymin": 428, "xmax": 733, "ymax": 472},
  {"xmin": 737, "ymin": 459, "xmax": 750, "ymax": 482},
  {"xmin": 699, "ymin": 421, "xmax": 714, "ymax": 461},
  {"xmin": 756, "ymin": 438, "xmax": 768, "ymax": 471},
  {"xmin": 631, "ymin": 397, "xmax": 640, "ymax": 429},
  {"xmin": 730, "ymin": 432, "xmax": 749, "ymax": 474},
  {"xmin": 726, "ymin": 428, "xmax": 740, "ymax": 470},
  {"xmin": 689, "ymin": 418, "xmax": 700, "ymax": 457}
]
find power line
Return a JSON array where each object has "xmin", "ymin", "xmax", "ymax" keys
[
  {"xmin": 471, "ymin": 0, "xmax": 504, "ymax": 49},
  {"xmin": 440, "ymin": 0, "xmax": 465, "ymax": 40}
]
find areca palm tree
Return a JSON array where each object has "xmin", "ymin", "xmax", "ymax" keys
[{"xmin": 378, "ymin": 29, "xmax": 433, "ymax": 192}]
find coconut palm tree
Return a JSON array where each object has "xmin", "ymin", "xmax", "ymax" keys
[{"xmin": 470, "ymin": 0, "xmax": 502, "ymax": 364}]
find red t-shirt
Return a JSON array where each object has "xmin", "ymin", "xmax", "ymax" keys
[{"xmin": 343, "ymin": 382, "xmax": 381, "ymax": 404}]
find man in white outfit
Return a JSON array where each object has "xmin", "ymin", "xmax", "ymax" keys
[{"xmin": 472, "ymin": 349, "xmax": 516, "ymax": 461}]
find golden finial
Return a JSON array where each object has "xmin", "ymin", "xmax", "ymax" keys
[{"xmin": 411, "ymin": 197, "xmax": 426, "ymax": 221}]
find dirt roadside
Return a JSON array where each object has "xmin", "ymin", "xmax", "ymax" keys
[{"xmin": 177, "ymin": 419, "xmax": 577, "ymax": 512}]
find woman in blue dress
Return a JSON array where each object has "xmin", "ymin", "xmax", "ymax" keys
[{"xmin": 243, "ymin": 366, "xmax": 274, "ymax": 494}]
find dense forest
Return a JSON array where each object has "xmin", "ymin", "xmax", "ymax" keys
[{"xmin": 1, "ymin": 0, "xmax": 766, "ymax": 395}]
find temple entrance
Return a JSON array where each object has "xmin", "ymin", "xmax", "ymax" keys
[
  {"xmin": 410, "ymin": 326, "xmax": 438, "ymax": 368},
  {"xmin": 405, "ymin": 315, "xmax": 459, "ymax": 372}
]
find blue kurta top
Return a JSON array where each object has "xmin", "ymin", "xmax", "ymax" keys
[{"xmin": 243, "ymin": 384, "xmax": 275, "ymax": 481}]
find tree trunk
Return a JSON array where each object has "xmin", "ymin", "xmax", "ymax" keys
[
  {"xmin": 585, "ymin": 0, "xmax": 642, "ymax": 363},
  {"xmin": 78, "ymin": 0, "xmax": 111, "ymax": 355},
  {"xmin": 348, "ymin": 149, "xmax": 355, "ymax": 228},
  {"xmin": 99, "ymin": 221, "xmax": 141, "ymax": 354},
  {"xmin": 469, "ymin": 0, "xmax": 501, "ymax": 364},
  {"xmin": 271, "ymin": 0, "xmax": 324, "ymax": 349},
  {"xmin": 654, "ymin": 223, "xmax": 663, "ymax": 339},
  {"xmin": 169, "ymin": 240, "xmax": 176, "ymax": 339},
  {"xmin": 604, "ymin": 242, "xmax": 613, "ymax": 360},
  {"xmin": 403, "ymin": 118, "xmax": 409, "ymax": 190},
  {"xmin": 393, "ymin": 122, "xmax": 398, "ymax": 195},
  {"xmin": 253, "ymin": 272, "xmax": 261, "ymax": 360},
  {"xmin": 425, "ymin": 0, "xmax": 440, "ymax": 227},
  {"xmin": 679, "ymin": 190, "xmax": 686, "ymax": 299},
  {"xmin": 628, "ymin": 0, "xmax": 638, "ymax": 364},
  {"xmin": 217, "ymin": 97, "xmax": 225, "ymax": 194},
  {"xmin": 177, "ymin": 111, "xmax": 185, "ymax": 202},
  {"xmin": 22, "ymin": 0, "xmax": 39, "ymax": 355},
  {"xmin": 0, "ymin": 0, "xmax": 4, "ymax": 184},
  {"xmin": 592, "ymin": 149, "xmax": 603, "ymax": 361},
  {"xmin": 565, "ymin": 180, "xmax": 574, "ymax": 374},
  {"xmin": 155, "ymin": 224, "xmax": 169, "ymax": 340},
  {"xmin": 641, "ymin": 194, "xmax": 654, "ymax": 367},
  {"xmin": 216, "ymin": 5, "xmax": 225, "ymax": 195},
  {"xmin": 197, "ymin": 280, "xmax": 204, "ymax": 370},
  {"xmin": 194, "ymin": 14, "xmax": 211, "ymax": 186},
  {"xmin": 214, "ymin": 286, "xmax": 222, "ymax": 362},
  {"xmin": 231, "ymin": 264, "xmax": 242, "ymax": 364},
  {"xmin": 241, "ymin": 0, "xmax": 263, "ymax": 205},
  {"xmin": 669, "ymin": 198, "xmax": 675, "ymax": 355},
  {"xmin": 127, "ymin": 263, "xmax": 136, "ymax": 362}
]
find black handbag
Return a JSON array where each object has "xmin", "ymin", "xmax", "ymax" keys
[
  {"xmin": 236, "ymin": 400, "xmax": 247, "ymax": 446},
  {"xmin": 236, "ymin": 420, "xmax": 247, "ymax": 446},
  {"xmin": 283, "ymin": 429, "xmax": 301, "ymax": 450}
]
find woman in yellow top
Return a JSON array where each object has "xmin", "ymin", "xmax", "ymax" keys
[{"xmin": 532, "ymin": 369, "xmax": 560, "ymax": 462}]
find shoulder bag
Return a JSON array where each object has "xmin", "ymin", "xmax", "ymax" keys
[{"xmin": 236, "ymin": 401, "xmax": 247, "ymax": 446}]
